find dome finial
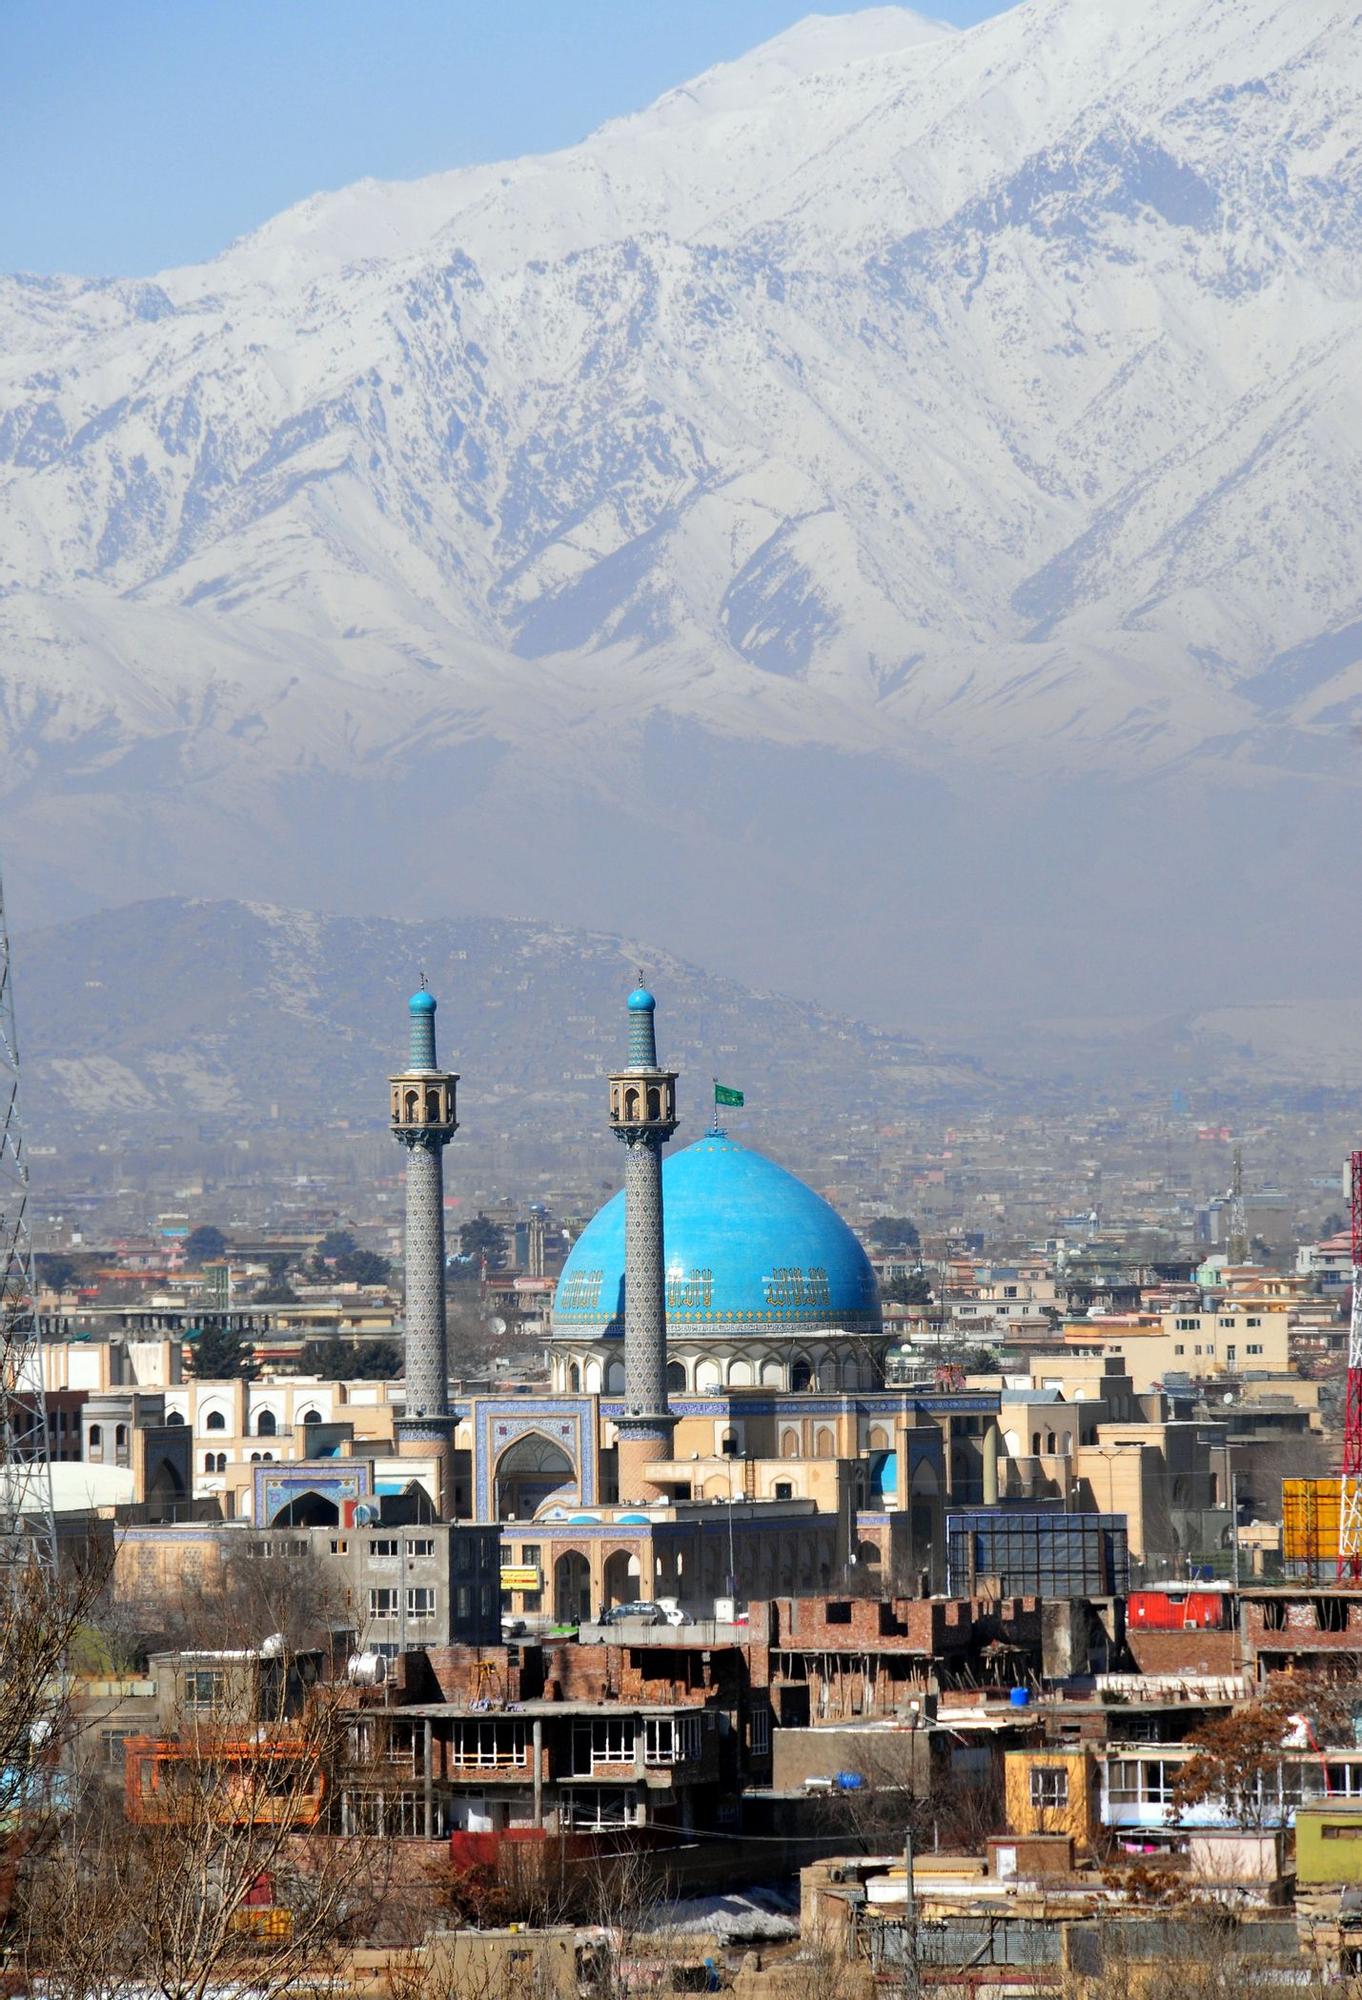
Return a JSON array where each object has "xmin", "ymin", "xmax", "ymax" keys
[
  {"xmin": 407, "ymin": 979, "xmax": 438, "ymax": 1064},
  {"xmin": 625, "ymin": 978, "xmax": 658, "ymax": 1065}
]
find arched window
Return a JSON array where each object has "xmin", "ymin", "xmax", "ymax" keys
[
  {"xmin": 301, "ymin": 1408, "xmax": 321, "ymax": 1425},
  {"xmin": 165, "ymin": 1411, "xmax": 184, "ymax": 1425},
  {"xmin": 256, "ymin": 1409, "xmax": 277, "ymax": 1437},
  {"xmin": 249, "ymin": 1452, "xmax": 261, "ymax": 1463},
  {"xmin": 1060, "ymin": 1430, "xmax": 1072, "ymax": 1454},
  {"xmin": 780, "ymin": 1430, "xmax": 801, "ymax": 1459},
  {"xmin": 791, "ymin": 1359, "xmax": 813, "ymax": 1392},
  {"xmin": 1031, "ymin": 1432, "xmax": 1041, "ymax": 1456},
  {"xmin": 1044, "ymin": 1431, "xmax": 1056, "ymax": 1454},
  {"xmin": 569, "ymin": 1365, "xmax": 581, "ymax": 1394},
  {"xmin": 624, "ymin": 1086, "xmax": 640, "ymax": 1120},
  {"xmin": 115, "ymin": 1425, "xmax": 127, "ymax": 1449},
  {"xmin": 666, "ymin": 1360, "xmax": 686, "ymax": 1393},
  {"xmin": 261, "ymin": 1452, "xmax": 274, "ymax": 1463},
  {"xmin": 204, "ymin": 1452, "xmax": 218, "ymax": 1472},
  {"xmin": 646, "ymin": 1087, "xmax": 661, "ymax": 1120},
  {"xmin": 89, "ymin": 1424, "xmax": 102, "ymax": 1448},
  {"xmin": 205, "ymin": 1410, "xmax": 226, "ymax": 1432},
  {"xmin": 217, "ymin": 1452, "xmax": 228, "ymax": 1472},
  {"xmin": 813, "ymin": 1426, "xmax": 834, "ymax": 1460},
  {"xmin": 425, "ymin": 1089, "xmax": 442, "ymax": 1121}
]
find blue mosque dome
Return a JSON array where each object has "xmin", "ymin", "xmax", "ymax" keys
[
  {"xmin": 409, "ymin": 990, "xmax": 437, "ymax": 1013},
  {"xmin": 626, "ymin": 986, "xmax": 656, "ymax": 1013},
  {"xmin": 553, "ymin": 1135, "xmax": 880, "ymax": 1340}
]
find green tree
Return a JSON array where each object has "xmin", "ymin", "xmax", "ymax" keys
[
  {"xmin": 458, "ymin": 1214, "xmax": 507, "ymax": 1270},
  {"xmin": 189, "ymin": 1323, "xmax": 258, "ymax": 1381},
  {"xmin": 883, "ymin": 1271, "xmax": 932, "ymax": 1306},
  {"xmin": 183, "ymin": 1224, "xmax": 228, "ymax": 1263},
  {"xmin": 258, "ymin": 1253, "xmax": 298, "ymax": 1303},
  {"xmin": 334, "ymin": 1248, "xmax": 390, "ymax": 1287},
  {"xmin": 869, "ymin": 1215, "xmax": 920, "ymax": 1252},
  {"xmin": 316, "ymin": 1228, "xmax": 357, "ymax": 1263},
  {"xmin": 300, "ymin": 1337, "xmax": 402, "ymax": 1380}
]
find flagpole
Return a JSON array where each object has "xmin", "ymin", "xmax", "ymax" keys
[{"xmin": 711, "ymin": 1076, "xmax": 719, "ymax": 1137}]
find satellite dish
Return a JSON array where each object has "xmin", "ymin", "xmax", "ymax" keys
[{"xmin": 491, "ymin": 1315, "xmax": 507, "ymax": 1336}]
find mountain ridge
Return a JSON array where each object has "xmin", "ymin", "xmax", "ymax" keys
[{"xmin": 2, "ymin": 0, "xmax": 1360, "ymax": 1018}]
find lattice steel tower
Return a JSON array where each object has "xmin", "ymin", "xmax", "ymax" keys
[
  {"xmin": 389, "ymin": 986, "xmax": 458, "ymax": 1517},
  {"xmin": 608, "ymin": 983, "xmax": 678, "ymax": 1502},
  {"xmin": 0, "ymin": 859, "xmax": 57, "ymax": 1579}
]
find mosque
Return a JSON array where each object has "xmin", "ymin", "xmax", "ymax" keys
[{"xmin": 251, "ymin": 981, "xmax": 1001, "ymax": 1627}]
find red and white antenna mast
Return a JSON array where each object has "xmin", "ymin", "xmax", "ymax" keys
[{"xmin": 1338, "ymin": 1149, "xmax": 1362, "ymax": 1580}]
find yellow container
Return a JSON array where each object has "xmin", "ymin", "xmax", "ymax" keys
[{"xmin": 1283, "ymin": 1478, "xmax": 1341, "ymax": 1565}]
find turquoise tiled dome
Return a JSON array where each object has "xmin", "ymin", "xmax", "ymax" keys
[{"xmin": 553, "ymin": 1135, "xmax": 880, "ymax": 1339}]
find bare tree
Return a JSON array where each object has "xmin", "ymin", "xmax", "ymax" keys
[{"xmin": 16, "ymin": 1665, "xmax": 390, "ymax": 2000}]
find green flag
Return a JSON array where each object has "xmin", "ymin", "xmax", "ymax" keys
[{"xmin": 714, "ymin": 1083, "xmax": 744, "ymax": 1108}]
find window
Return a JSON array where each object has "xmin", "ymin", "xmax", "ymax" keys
[
  {"xmin": 1176, "ymin": 1318, "xmax": 1198, "ymax": 1332},
  {"xmin": 329, "ymin": 1539, "xmax": 349, "ymax": 1555},
  {"xmin": 369, "ymin": 1588, "xmax": 398, "ymax": 1619},
  {"xmin": 457, "ymin": 1586, "xmax": 471, "ymax": 1620},
  {"xmin": 520, "ymin": 1543, "xmax": 541, "ymax": 1567},
  {"xmin": 115, "ymin": 1425, "xmax": 128, "ymax": 1449},
  {"xmin": 302, "ymin": 1408, "xmax": 321, "ymax": 1425},
  {"xmin": 750, "ymin": 1706, "xmax": 772, "ymax": 1757},
  {"xmin": 100, "ymin": 1728, "xmax": 134, "ymax": 1767},
  {"xmin": 255, "ymin": 1409, "xmax": 277, "ymax": 1436},
  {"xmin": 205, "ymin": 1410, "xmax": 226, "ymax": 1432},
  {"xmin": 408, "ymin": 1538, "xmax": 435, "ymax": 1558},
  {"xmin": 406, "ymin": 1587, "xmax": 436, "ymax": 1620},
  {"xmin": 1219, "ymin": 1318, "xmax": 1234, "ymax": 1329},
  {"xmin": 89, "ymin": 1424, "xmax": 102, "ymax": 1448},
  {"xmin": 575, "ymin": 1716, "xmax": 635, "ymax": 1766},
  {"xmin": 182, "ymin": 1670, "xmax": 227, "ymax": 1711},
  {"xmin": 644, "ymin": 1714, "xmax": 702, "ymax": 1765},
  {"xmin": 774, "ymin": 1481, "xmax": 793, "ymax": 1500},
  {"xmin": 1247, "ymin": 1317, "xmax": 1261, "ymax": 1328},
  {"xmin": 370, "ymin": 1539, "xmax": 399, "ymax": 1559},
  {"xmin": 1248, "ymin": 1344, "xmax": 1263, "ymax": 1356},
  {"xmin": 449, "ymin": 1719, "xmax": 528, "ymax": 1767},
  {"xmin": 165, "ymin": 1411, "xmax": 184, "ymax": 1425},
  {"xmin": 826, "ymin": 1602, "xmax": 852, "ymax": 1626},
  {"xmin": 1174, "ymin": 1346, "xmax": 1184, "ymax": 1357},
  {"xmin": 1029, "ymin": 1766, "xmax": 1069, "ymax": 1810},
  {"xmin": 562, "ymin": 1787, "xmax": 633, "ymax": 1831}
]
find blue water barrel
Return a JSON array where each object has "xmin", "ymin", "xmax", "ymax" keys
[
  {"xmin": 1009, "ymin": 1686, "xmax": 1031, "ymax": 1708},
  {"xmin": 834, "ymin": 1771, "xmax": 865, "ymax": 1790}
]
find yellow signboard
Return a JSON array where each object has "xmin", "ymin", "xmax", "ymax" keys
[{"xmin": 500, "ymin": 1566, "xmax": 541, "ymax": 1592}]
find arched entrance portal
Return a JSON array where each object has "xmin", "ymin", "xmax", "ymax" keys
[
  {"xmin": 554, "ymin": 1551, "xmax": 591, "ymax": 1626},
  {"xmin": 602, "ymin": 1548, "xmax": 640, "ymax": 1609},
  {"xmin": 495, "ymin": 1434, "xmax": 577, "ymax": 1521},
  {"xmin": 273, "ymin": 1491, "xmax": 340, "ymax": 1528}
]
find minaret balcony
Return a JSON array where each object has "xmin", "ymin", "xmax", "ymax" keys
[
  {"xmin": 607, "ymin": 1069, "xmax": 678, "ymax": 1133},
  {"xmin": 389, "ymin": 1070, "xmax": 459, "ymax": 1136}
]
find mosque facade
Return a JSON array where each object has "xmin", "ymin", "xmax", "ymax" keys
[{"xmin": 247, "ymin": 983, "xmax": 1002, "ymax": 1628}]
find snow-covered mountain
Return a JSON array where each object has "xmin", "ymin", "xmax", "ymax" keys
[{"xmin": 2, "ymin": 0, "xmax": 1360, "ymax": 1020}]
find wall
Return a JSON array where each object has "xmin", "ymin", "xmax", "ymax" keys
[{"xmin": 1004, "ymin": 1747, "xmax": 1098, "ymax": 1848}]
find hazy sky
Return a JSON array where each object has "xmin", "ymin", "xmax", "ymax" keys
[{"xmin": 5, "ymin": 0, "xmax": 1015, "ymax": 277}]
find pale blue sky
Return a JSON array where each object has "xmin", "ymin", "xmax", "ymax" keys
[{"xmin": 4, "ymin": 0, "xmax": 1014, "ymax": 277}]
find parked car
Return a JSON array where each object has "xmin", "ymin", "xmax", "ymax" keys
[{"xmin": 600, "ymin": 1601, "xmax": 664, "ymax": 1626}]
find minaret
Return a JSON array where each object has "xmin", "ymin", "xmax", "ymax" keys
[
  {"xmin": 390, "ymin": 987, "xmax": 458, "ymax": 1515},
  {"xmin": 608, "ymin": 983, "xmax": 678, "ymax": 1501}
]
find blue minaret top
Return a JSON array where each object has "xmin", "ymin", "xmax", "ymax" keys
[
  {"xmin": 409, "ymin": 988, "xmax": 438, "ymax": 1068},
  {"xmin": 626, "ymin": 985, "xmax": 657, "ymax": 1067}
]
